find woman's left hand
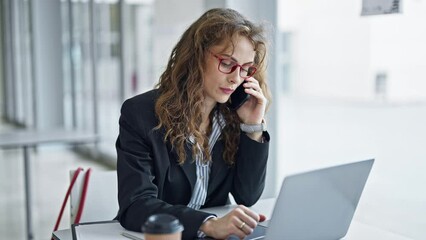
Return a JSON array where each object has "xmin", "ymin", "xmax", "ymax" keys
[{"xmin": 236, "ymin": 77, "xmax": 267, "ymax": 125}]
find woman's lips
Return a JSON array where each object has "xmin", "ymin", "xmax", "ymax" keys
[{"xmin": 220, "ymin": 87, "xmax": 234, "ymax": 95}]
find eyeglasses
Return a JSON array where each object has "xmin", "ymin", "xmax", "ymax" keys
[{"xmin": 209, "ymin": 51, "xmax": 257, "ymax": 79}]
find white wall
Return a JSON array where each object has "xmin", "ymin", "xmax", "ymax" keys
[
  {"xmin": 370, "ymin": 1, "xmax": 426, "ymax": 102},
  {"xmin": 279, "ymin": 0, "xmax": 426, "ymax": 102},
  {"xmin": 152, "ymin": 0, "xmax": 204, "ymax": 80}
]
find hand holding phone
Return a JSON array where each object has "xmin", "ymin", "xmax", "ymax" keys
[{"xmin": 227, "ymin": 81, "xmax": 250, "ymax": 110}]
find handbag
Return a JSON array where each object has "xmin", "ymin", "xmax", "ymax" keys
[{"xmin": 53, "ymin": 167, "xmax": 92, "ymax": 233}]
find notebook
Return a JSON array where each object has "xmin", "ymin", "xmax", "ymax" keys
[{"xmin": 229, "ymin": 159, "xmax": 375, "ymax": 240}]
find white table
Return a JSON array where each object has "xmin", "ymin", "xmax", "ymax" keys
[
  {"xmin": 52, "ymin": 198, "xmax": 411, "ymax": 240},
  {"xmin": 0, "ymin": 129, "xmax": 98, "ymax": 240}
]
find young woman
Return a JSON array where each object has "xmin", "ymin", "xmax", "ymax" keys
[{"xmin": 116, "ymin": 8, "xmax": 271, "ymax": 239}]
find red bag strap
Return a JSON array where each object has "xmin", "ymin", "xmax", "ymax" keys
[
  {"xmin": 52, "ymin": 167, "xmax": 92, "ymax": 232},
  {"xmin": 73, "ymin": 168, "xmax": 92, "ymax": 224}
]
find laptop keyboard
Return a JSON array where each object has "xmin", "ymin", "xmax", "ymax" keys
[
  {"xmin": 227, "ymin": 225, "xmax": 268, "ymax": 240},
  {"xmin": 259, "ymin": 219, "xmax": 270, "ymax": 227}
]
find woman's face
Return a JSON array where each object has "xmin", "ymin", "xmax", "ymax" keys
[{"xmin": 203, "ymin": 35, "xmax": 256, "ymax": 108}]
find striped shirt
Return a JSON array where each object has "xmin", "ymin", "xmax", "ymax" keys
[{"xmin": 187, "ymin": 112, "xmax": 225, "ymax": 210}]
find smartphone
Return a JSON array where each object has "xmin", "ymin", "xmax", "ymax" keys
[{"xmin": 228, "ymin": 81, "xmax": 250, "ymax": 110}]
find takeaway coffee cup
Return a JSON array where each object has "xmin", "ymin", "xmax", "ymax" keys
[{"xmin": 142, "ymin": 214, "xmax": 184, "ymax": 240}]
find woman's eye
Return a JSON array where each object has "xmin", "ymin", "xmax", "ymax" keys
[
  {"xmin": 220, "ymin": 60, "xmax": 234, "ymax": 67},
  {"xmin": 242, "ymin": 66, "xmax": 254, "ymax": 72}
]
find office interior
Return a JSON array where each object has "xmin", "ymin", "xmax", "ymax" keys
[{"xmin": 1, "ymin": 0, "xmax": 425, "ymax": 239}]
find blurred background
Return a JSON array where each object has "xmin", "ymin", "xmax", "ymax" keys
[{"xmin": 1, "ymin": 0, "xmax": 425, "ymax": 239}]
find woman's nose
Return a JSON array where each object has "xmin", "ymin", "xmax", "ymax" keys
[{"xmin": 227, "ymin": 67, "xmax": 243, "ymax": 84}]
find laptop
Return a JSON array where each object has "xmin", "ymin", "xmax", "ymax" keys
[{"xmin": 228, "ymin": 159, "xmax": 375, "ymax": 240}]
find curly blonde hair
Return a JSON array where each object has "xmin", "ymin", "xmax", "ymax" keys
[{"xmin": 155, "ymin": 8, "xmax": 271, "ymax": 165}]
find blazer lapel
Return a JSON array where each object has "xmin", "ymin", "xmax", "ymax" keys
[
  {"xmin": 178, "ymin": 142, "xmax": 197, "ymax": 191},
  {"xmin": 175, "ymin": 138, "xmax": 229, "ymax": 195},
  {"xmin": 207, "ymin": 146, "xmax": 229, "ymax": 196}
]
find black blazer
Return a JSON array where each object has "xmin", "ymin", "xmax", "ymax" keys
[{"xmin": 116, "ymin": 89, "xmax": 270, "ymax": 240}]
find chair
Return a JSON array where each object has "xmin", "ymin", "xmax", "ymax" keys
[{"xmin": 69, "ymin": 169, "xmax": 119, "ymax": 223}]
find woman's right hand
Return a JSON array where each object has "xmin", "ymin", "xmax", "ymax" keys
[{"xmin": 199, "ymin": 205, "xmax": 261, "ymax": 239}]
